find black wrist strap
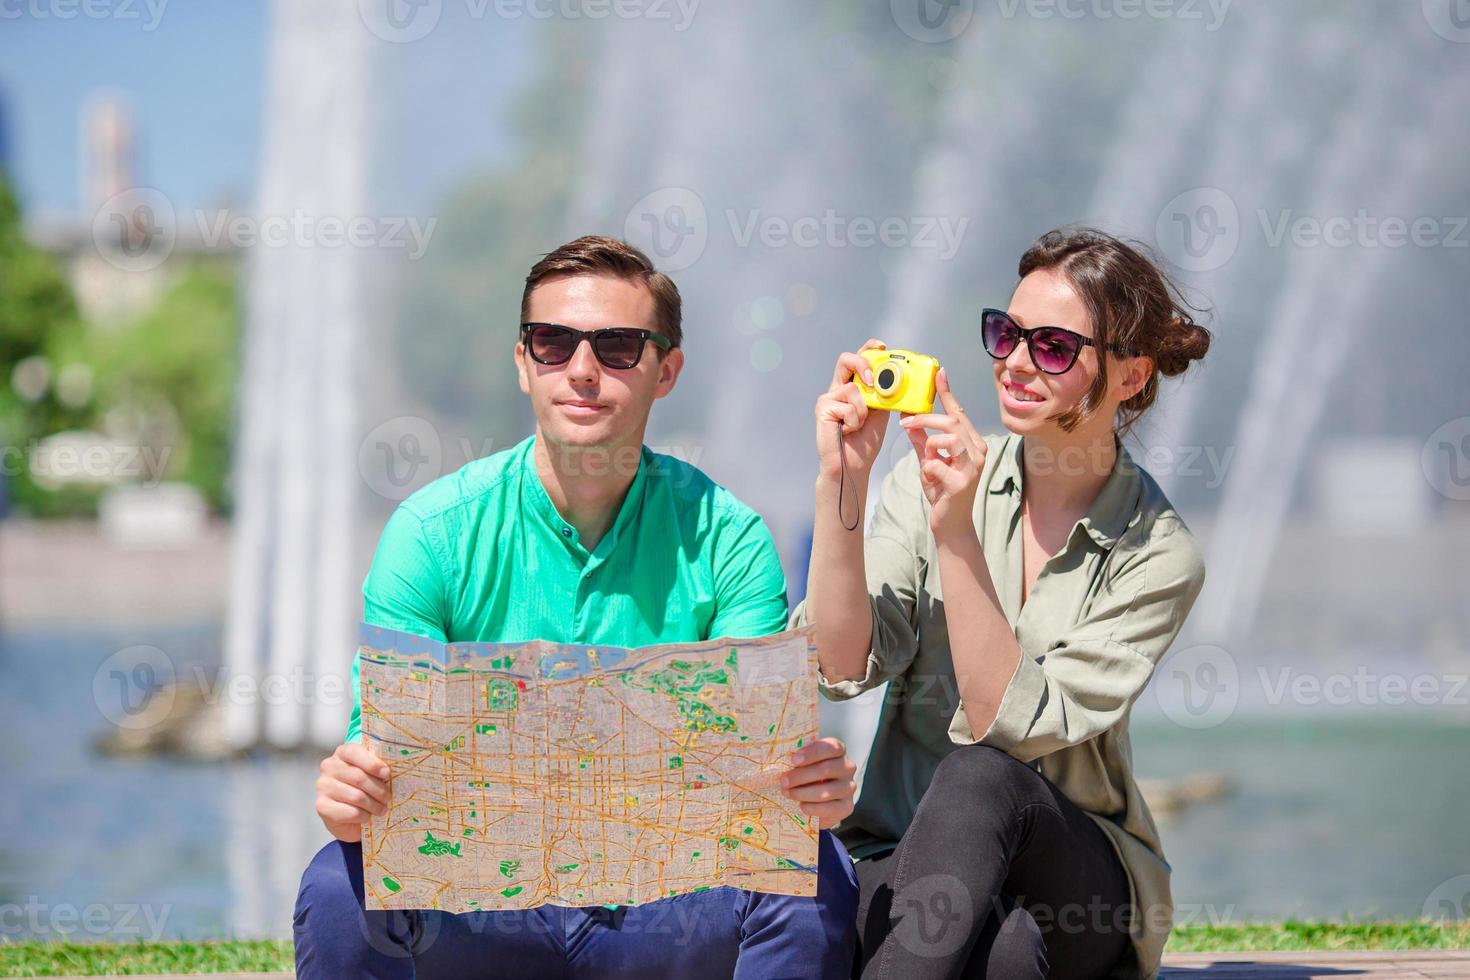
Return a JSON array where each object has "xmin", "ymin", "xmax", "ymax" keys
[{"xmin": 837, "ymin": 421, "xmax": 860, "ymax": 532}]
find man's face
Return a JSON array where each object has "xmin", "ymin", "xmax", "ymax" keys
[{"xmin": 517, "ymin": 274, "xmax": 683, "ymax": 452}]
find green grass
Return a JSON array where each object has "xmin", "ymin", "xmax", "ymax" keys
[
  {"xmin": 0, "ymin": 940, "xmax": 291, "ymax": 977},
  {"xmin": 1167, "ymin": 920, "xmax": 1470, "ymax": 953},
  {"xmin": 1, "ymin": 923, "xmax": 1466, "ymax": 975}
]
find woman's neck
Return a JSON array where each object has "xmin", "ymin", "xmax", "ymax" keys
[{"xmin": 1019, "ymin": 427, "xmax": 1118, "ymax": 514}]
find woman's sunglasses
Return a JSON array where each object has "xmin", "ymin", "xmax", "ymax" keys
[
  {"xmin": 980, "ymin": 308, "xmax": 1137, "ymax": 375},
  {"xmin": 520, "ymin": 322, "xmax": 673, "ymax": 370}
]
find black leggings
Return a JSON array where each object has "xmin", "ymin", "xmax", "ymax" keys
[{"xmin": 853, "ymin": 745, "xmax": 1135, "ymax": 980}]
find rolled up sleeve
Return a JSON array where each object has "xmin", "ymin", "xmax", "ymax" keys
[
  {"xmin": 950, "ymin": 521, "xmax": 1206, "ymax": 761},
  {"xmin": 792, "ymin": 455, "xmax": 929, "ymax": 702}
]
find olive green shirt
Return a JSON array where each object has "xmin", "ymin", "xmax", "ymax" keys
[{"xmin": 791, "ymin": 430, "xmax": 1206, "ymax": 980}]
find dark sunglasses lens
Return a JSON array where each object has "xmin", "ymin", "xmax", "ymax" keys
[
  {"xmin": 1029, "ymin": 328, "xmax": 1081, "ymax": 373},
  {"xmin": 593, "ymin": 330, "xmax": 644, "ymax": 368},
  {"xmin": 982, "ymin": 312, "xmax": 1018, "ymax": 358},
  {"xmin": 528, "ymin": 326, "xmax": 576, "ymax": 363}
]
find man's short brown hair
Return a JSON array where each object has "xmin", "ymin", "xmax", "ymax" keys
[{"xmin": 521, "ymin": 235, "xmax": 682, "ymax": 349}]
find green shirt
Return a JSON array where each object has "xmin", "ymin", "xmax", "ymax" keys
[
  {"xmin": 791, "ymin": 430, "xmax": 1206, "ymax": 980},
  {"xmin": 347, "ymin": 434, "xmax": 790, "ymax": 744}
]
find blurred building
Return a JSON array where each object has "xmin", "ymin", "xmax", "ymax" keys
[{"xmin": 25, "ymin": 89, "xmax": 238, "ymax": 326}]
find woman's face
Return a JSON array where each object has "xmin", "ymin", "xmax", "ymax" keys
[{"xmin": 991, "ymin": 268, "xmax": 1103, "ymax": 434}]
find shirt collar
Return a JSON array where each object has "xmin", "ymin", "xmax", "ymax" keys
[
  {"xmin": 521, "ymin": 436, "xmax": 651, "ymax": 553},
  {"xmin": 988, "ymin": 431, "xmax": 1143, "ymax": 549}
]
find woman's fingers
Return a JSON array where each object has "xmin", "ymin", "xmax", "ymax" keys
[
  {"xmin": 899, "ymin": 413, "xmax": 959, "ymax": 433},
  {"xmin": 935, "ymin": 368, "xmax": 984, "ymax": 442},
  {"xmin": 830, "ymin": 350, "xmax": 878, "ymax": 390},
  {"xmin": 817, "ymin": 391, "xmax": 865, "ymax": 434}
]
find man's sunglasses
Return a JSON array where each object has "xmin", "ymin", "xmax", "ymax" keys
[
  {"xmin": 520, "ymin": 322, "xmax": 673, "ymax": 370},
  {"xmin": 980, "ymin": 308, "xmax": 1137, "ymax": 375}
]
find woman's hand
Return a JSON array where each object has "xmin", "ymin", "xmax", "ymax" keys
[
  {"xmin": 899, "ymin": 368, "xmax": 988, "ymax": 543},
  {"xmin": 779, "ymin": 736, "xmax": 858, "ymax": 828},
  {"xmin": 816, "ymin": 339, "xmax": 891, "ymax": 483}
]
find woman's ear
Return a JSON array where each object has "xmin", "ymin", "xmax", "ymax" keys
[{"xmin": 1119, "ymin": 354, "xmax": 1154, "ymax": 401}]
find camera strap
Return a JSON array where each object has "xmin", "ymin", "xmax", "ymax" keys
[{"xmin": 836, "ymin": 421, "xmax": 860, "ymax": 532}]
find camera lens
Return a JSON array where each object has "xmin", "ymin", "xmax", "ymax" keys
[{"xmin": 876, "ymin": 366, "xmax": 900, "ymax": 395}]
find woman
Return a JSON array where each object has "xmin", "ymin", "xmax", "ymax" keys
[{"xmin": 794, "ymin": 228, "xmax": 1212, "ymax": 979}]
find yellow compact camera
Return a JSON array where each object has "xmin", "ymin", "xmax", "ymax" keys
[{"xmin": 855, "ymin": 349, "xmax": 940, "ymax": 414}]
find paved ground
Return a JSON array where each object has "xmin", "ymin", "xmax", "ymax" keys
[
  {"xmin": 37, "ymin": 951, "xmax": 1470, "ymax": 979},
  {"xmin": 1159, "ymin": 949, "xmax": 1470, "ymax": 978}
]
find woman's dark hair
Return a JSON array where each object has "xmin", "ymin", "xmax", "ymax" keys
[{"xmin": 1017, "ymin": 227, "xmax": 1211, "ymax": 436}]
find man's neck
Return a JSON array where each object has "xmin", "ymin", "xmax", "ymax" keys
[{"xmin": 532, "ymin": 431, "xmax": 645, "ymax": 552}]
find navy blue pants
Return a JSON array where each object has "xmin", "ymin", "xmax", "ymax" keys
[{"xmin": 293, "ymin": 834, "xmax": 858, "ymax": 979}]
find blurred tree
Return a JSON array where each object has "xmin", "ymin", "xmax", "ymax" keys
[
  {"xmin": 0, "ymin": 171, "xmax": 240, "ymax": 517},
  {"xmin": 0, "ymin": 173, "xmax": 92, "ymax": 516}
]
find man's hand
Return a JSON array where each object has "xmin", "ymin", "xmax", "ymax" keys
[
  {"xmin": 315, "ymin": 743, "xmax": 393, "ymax": 843},
  {"xmin": 779, "ymin": 736, "xmax": 858, "ymax": 829}
]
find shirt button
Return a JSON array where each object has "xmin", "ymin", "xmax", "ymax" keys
[{"xmin": 562, "ymin": 527, "xmax": 572, "ymax": 538}]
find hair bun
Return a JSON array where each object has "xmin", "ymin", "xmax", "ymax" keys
[{"xmin": 1157, "ymin": 316, "xmax": 1211, "ymax": 376}]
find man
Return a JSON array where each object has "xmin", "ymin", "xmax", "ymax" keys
[{"xmin": 293, "ymin": 235, "xmax": 860, "ymax": 979}]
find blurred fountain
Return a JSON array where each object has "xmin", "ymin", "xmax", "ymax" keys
[
  {"xmin": 223, "ymin": 0, "xmax": 375, "ymax": 751},
  {"xmin": 1192, "ymin": 38, "xmax": 1468, "ymax": 646}
]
